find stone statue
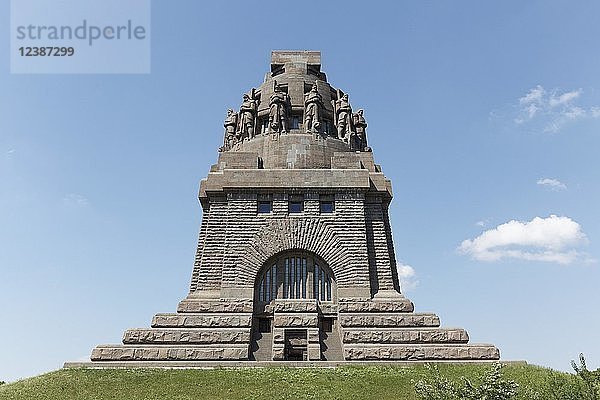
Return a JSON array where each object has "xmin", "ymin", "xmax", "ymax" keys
[
  {"xmin": 237, "ymin": 93, "xmax": 258, "ymax": 141},
  {"xmin": 219, "ymin": 109, "xmax": 238, "ymax": 151},
  {"xmin": 304, "ymin": 82, "xmax": 322, "ymax": 133},
  {"xmin": 333, "ymin": 93, "xmax": 354, "ymax": 141},
  {"xmin": 268, "ymin": 81, "xmax": 289, "ymax": 134},
  {"xmin": 352, "ymin": 109, "xmax": 370, "ymax": 151}
]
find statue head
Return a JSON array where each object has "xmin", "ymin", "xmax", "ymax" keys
[
  {"xmin": 342, "ymin": 94, "xmax": 348, "ymax": 101},
  {"xmin": 311, "ymin": 82, "xmax": 318, "ymax": 92},
  {"xmin": 243, "ymin": 93, "xmax": 250, "ymax": 100},
  {"xmin": 227, "ymin": 108, "xmax": 234, "ymax": 116},
  {"xmin": 357, "ymin": 109, "xmax": 364, "ymax": 116}
]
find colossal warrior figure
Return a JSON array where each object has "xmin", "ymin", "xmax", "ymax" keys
[
  {"xmin": 78, "ymin": 51, "xmax": 500, "ymax": 365},
  {"xmin": 304, "ymin": 82, "xmax": 322, "ymax": 132},
  {"xmin": 333, "ymin": 93, "xmax": 354, "ymax": 141},
  {"xmin": 352, "ymin": 109, "xmax": 369, "ymax": 151},
  {"xmin": 268, "ymin": 81, "xmax": 289, "ymax": 134},
  {"xmin": 221, "ymin": 109, "xmax": 238, "ymax": 151},
  {"xmin": 237, "ymin": 93, "xmax": 258, "ymax": 141}
]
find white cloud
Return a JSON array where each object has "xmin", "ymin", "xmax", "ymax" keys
[
  {"xmin": 62, "ymin": 193, "xmax": 90, "ymax": 208},
  {"xmin": 397, "ymin": 263, "xmax": 418, "ymax": 292},
  {"xmin": 458, "ymin": 215, "xmax": 589, "ymax": 265},
  {"xmin": 475, "ymin": 218, "xmax": 492, "ymax": 227},
  {"xmin": 549, "ymin": 89, "xmax": 581, "ymax": 107},
  {"xmin": 519, "ymin": 85, "xmax": 545, "ymax": 106},
  {"xmin": 537, "ymin": 178, "xmax": 567, "ymax": 191},
  {"xmin": 514, "ymin": 85, "xmax": 597, "ymax": 132}
]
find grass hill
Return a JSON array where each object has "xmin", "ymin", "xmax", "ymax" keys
[{"xmin": 0, "ymin": 364, "xmax": 587, "ymax": 400}]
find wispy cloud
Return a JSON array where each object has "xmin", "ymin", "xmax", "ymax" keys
[
  {"xmin": 549, "ymin": 89, "xmax": 581, "ymax": 107},
  {"xmin": 62, "ymin": 193, "xmax": 90, "ymax": 208},
  {"xmin": 513, "ymin": 86, "xmax": 599, "ymax": 132},
  {"xmin": 397, "ymin": 262, "xmax": 418, "ymax": 292},
  {"xmin": 458, "ymin": 215, "xmax": 590, "ymax": 265},
  {"xmin": 475, "ymin": 219, "xmax": 491, "ymax": 228},
  {"xmin": 537, "ymin": 178, "xmax": 567, "ymax": 191}
]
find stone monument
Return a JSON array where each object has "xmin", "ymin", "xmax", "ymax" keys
[{"xmin": 86, "ymin": 51, "xmax": 500, "ymax": 363}]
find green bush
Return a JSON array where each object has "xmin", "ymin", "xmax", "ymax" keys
[
  {"xmin": 570, "ymin": 353, "xmax": 600, "ymax": 400},
  {"xmin": 414, "ymin": 363, "xmax": 518, "ymax": 400}
]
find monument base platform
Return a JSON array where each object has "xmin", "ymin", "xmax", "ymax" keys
[{"xmin": 65, "ymin": 360, "xmax": 526, "ymax": 369}]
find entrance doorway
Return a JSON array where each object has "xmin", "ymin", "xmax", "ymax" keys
[{"xmin": 284, "ymin": 329, "xmax": 307, "ymax": 361}]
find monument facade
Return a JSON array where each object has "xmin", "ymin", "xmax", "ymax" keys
[{"xmin": 88, "ymin": 51, "xmax": 500, "ymax": 363}]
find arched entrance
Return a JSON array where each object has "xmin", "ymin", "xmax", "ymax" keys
[{"xmin": 250, "ymin": 250, "xmax": 342, "ymax": 361}]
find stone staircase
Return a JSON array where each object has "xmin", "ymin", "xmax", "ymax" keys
[
  {"xmin": 251, "ymin": 331, "xmax": 273, "ymax": 361},
  {"xmin": 90, "ymin": 298, "xmax": 253, "ymax": 362},
  {"xmin": 338, "ymin": 297, "xmax": 500, "ymax": 361}
]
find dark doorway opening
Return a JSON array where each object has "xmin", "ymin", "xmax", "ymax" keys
[
  {"xmin": 322, "ymin": 317, "xmax": 333, "ymax": 332},
  {"xmin": 259, "ymin": 318, "xmax": 271, "ymax": 333},
  {"xmin": 284, "ymin": 329, "xmax": 307, "ymax": 361}
]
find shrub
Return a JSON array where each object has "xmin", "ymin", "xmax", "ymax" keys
[
  {"xmin": 571, "ymin": 353, "xmax": 600, "ymax": 400},
  {"xmin": 414, "ymin": 363, "xmax": 518, "ymax": 400}
]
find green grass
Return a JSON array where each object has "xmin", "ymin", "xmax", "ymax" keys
[{"xmin": 0, "ymin": 364, "xmax": 581, "ymax": 400}]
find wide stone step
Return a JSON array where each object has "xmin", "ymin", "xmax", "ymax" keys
[
  {"xmin": 343, "ymin": 344, "xmax": 500, "ymax": 361},
  {"xmin": 151, "ymin": 313, "xmax": 252, "ymax": 328},
  {"xmin": 342, "ymin": 328, "xmax": 468, "ymax": 344},
  {"xmin": 177, "ymin": 298, "xmax": 253, "ymax": 313},
  {"xmin": 338, "ymin": 298, "xmax": 414, "ymax": 313},
  {"xmin": 91, "ymin": 344, "xmax": 249, "ymax": 361},
  {"xmin": 339, "ymin": 313, "xmax": 440, "ymax": 328},
  {"xmin": 123, "ymin": 328, "xmax": 251, "ymax": 344}
]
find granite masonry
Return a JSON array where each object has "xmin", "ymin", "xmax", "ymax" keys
[{"xmin": 86, "ymin": 51, "xmax": 500, "ymax": 364}]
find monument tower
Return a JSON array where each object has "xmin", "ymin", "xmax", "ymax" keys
[{"xmin": 88, "ymin": 51, "xmax": 500, "ymax": 363}]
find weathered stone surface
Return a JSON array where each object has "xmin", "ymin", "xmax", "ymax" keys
[
  {"xmin": 342, "ymin": 328, "xmax": 468, "ymax": 344},
  {"xmin": 91, "ymin": 345, "xmax": 249, "ymax": 361},
  {"xmin": 152, "ymin": 314, "xmax": 252, "ymax": 328},
  {"xmin": 272, "ymin": 344, "xmax": 285, "ymax": 360},
  {"xmin": 273, "ymin": 300, "xmax": 318, "ymax": 313},
  {"xmin": 308, "ymin": 343, "xmax": 321, "ymax": 361},
  {"xmin": 339, "ymin": 314, "xmax": 441, "ymax": 328},
  {"xmin": 177, "ymin": 298, "xmax": 253, "ymax": 313},
  {"xmin": 273, "ymin": 328, "xmax": 284, "ymax": 343},
  {"xmin": 123, "ymin": 328, "xmax": 251, "ymax": 344},
  {"xmin": 338, "ymin": 298, "xmax": 414, "ymax": 313},
  {"xmin": 319, "ymin": 303, "xmax": 338, "ymax": 315},
  {"xmin": 343, "ymin": 345, "xmax": 500, "ymax": 361},
  {"xmin": 308, "ymin": 328, "xmax": 320, "ymax": 343},
  {"xmin": 273, "ymin": 314, "xmax": 318, "ymax": 327}
]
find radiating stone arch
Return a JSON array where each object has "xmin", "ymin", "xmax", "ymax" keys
[{"xmin": 234, "ymin": 218, "xmax": 369, "ymax": 290}]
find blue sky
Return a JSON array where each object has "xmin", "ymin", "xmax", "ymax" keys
[{"xmin": 1, "ymin": 0, "xmax": 599, "ymax": 382}]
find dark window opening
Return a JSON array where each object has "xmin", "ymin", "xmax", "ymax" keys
[
  {"xmin": 259, "ymin": 318, "xmax": 271, "ymax": 333},
  {"xmin": 320, "ymin": 195, "xmax": 335, "ymax": 213},
  {"xmin": 256, "ymin": 253, "xmax": 334, "ymax": 302},
  {"xmin": 258, "ymin": 195, "xmax": 273, "ymax": 214},
  {"xmin": 291, "ymin": 116, "xmax": 300, "ymax": 129},
  {"xmin": 288, "ymin": 195, "xmax": 304, "ymax": 213},
  {"xmin": 323, "ymin": 120, "xmax": 332, "ymax": 135}
]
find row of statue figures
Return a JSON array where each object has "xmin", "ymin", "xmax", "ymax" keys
[{"xmin": 220, "ymin": 81, "xmax": 370, "ymax": 152}]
